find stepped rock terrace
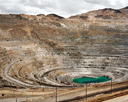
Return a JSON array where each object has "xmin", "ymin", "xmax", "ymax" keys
[{"xmin": 1, "ymin": 7, "xmax": 128, "ymax": 101}]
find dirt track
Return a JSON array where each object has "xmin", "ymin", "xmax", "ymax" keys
[
  {"xmin": 1, "ymin": 81, "xmax": 128, "ymax": 102},
  {"xmin": 30, "ymin": 80, "xmax": 128, "ymax": 102}
]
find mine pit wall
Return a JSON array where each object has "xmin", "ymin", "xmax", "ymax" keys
[
  {"xmin": 5, "ymin": 32, "xmax": 128, "ymax": 86},
  {"xmin": 0, "ymin": 14, "xmax": 128, "ymax": 87},
  {"xmin": 64, "ymin": 18, "xmax": 128, "ymax": 31}
]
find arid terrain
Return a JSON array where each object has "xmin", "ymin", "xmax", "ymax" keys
[{"xmin": 0, "ymin": 6, "xmax": 128, "ymax": 102}]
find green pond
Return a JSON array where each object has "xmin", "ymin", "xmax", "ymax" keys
[{"xmin": 73, "ymin": 77, "xmax": 110, "ymax": 84}]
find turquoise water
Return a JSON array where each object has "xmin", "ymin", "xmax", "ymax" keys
[{"xmin": 73, "ymin": 77, "xmax": 110, "ymax": 84}]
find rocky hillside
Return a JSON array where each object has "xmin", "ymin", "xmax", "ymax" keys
[
  {"xmin": 70, "ymin": 6, "xmax": 128, "ymax": 20},
  {"xmin": 0, "ymin": 6, "xmax": 128, "ymax": 87}
]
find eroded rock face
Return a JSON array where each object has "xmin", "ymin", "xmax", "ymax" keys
[
  {"xmin": 69, "ymin": 7, "xmax": 128, "ymax": 21},
  {"xmin": 0, "ymin": 7, "xmax": 128, "ymax": 87}
]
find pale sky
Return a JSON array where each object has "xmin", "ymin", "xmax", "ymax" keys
[{"xmin": 0, "ymin": 0, "xmax": 128, "ymax": 18}]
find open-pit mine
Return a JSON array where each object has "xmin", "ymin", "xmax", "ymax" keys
[{"xmin": 1, "ymin": 6, "xmax": 128, "ymax": 102}]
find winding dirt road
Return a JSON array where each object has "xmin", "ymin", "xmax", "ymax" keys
[
  {"xmin": 3, "ymin": 57, "xmax": 128, "ymax": 102},
  {"xmin": 3, "ymin": 57, "xmax": 52, "ymax": 88},
  {"xmin": 29, "ymin": 80, "xmax": 128, "ymax": 102}
]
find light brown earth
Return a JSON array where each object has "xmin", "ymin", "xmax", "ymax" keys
[
  {"xmin": 0, "ymin": 80, "xmax": 126, "ymax": 102},
  {"xmin": 1, "ymin": 6, "xmax": 128, "ymax": 102}
]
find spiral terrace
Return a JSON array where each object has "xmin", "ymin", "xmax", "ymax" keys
[
  {"xmin": 1, "ymin": 7, "xmax": 128, "ymax": 102},
  {"xmin": 4, "ymin": 54, "xmax": 128, "ymax": 87}
]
